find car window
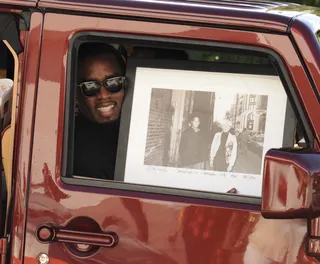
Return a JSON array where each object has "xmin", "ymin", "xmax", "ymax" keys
[
  {"xmin": 64, "ymin": 37, "xmax": 310, "ymax": 200},
  {"xmin": 0, "ymin": 38, "xmax": 17, "ymax": 236},
  {"xmin": 0, "ymin": 41, "xmax": 14, "ymax": 80},
  {"xmin": 0, "ymin": 40, "xmax": 14, "ymax": 134},
  {"xmin": 0, "ymin": 42, "xmax": 6, "ymax": 78}
]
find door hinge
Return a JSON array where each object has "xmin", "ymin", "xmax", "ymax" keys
[{"xmin": 0, "ymin": 238, "xmax": 8, "ymax": 264}]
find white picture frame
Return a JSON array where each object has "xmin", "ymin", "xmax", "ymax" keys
[{"xmin": 116, "ymin": 59, "xmax": 292, "ymax": 197}]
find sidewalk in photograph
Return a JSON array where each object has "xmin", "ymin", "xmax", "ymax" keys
[{"xmin": 233, "ymin": 149, "xmax": 262, "ymax": 174}]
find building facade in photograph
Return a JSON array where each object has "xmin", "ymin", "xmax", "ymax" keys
[
  {"xmin": 144, "ymin": 88, "xmax": 173, "ymax": 166},
  {"xmin": 232, "ymin": 94, "xmax": 268, "ymax": 135}
]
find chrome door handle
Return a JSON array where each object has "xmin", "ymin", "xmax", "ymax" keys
[{"xmin": 36, "ymin": 224, "xmax": 118, "ymax": 248}]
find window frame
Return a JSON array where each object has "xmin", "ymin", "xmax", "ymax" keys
[
  {"xmin": 62, "ymin": 31, "xmax": 314, "ymax": 206},
  {"xmin": 0, "ymin": 41, "xmax": 20, "ymax": 236}
]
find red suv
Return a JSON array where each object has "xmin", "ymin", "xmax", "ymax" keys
[{"xmin": 0, "ymin": 0, "xmax": 320, "ymax": 263}]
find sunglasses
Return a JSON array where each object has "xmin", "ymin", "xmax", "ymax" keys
[{"xmin": 79, "ymin": 76, "xmax": 126, "ymax": 97}]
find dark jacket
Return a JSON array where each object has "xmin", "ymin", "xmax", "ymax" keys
[
  {"xmin": 73, "ymin": 113, "xmax": 120, "ymax": 180},
  {"xmin": 179, "ymin": 127, "xmax": 205, "ymax": 167}
]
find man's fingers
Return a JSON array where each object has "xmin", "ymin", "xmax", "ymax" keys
[{"xmin": 227, "ymin": 188, "xmax": 237, "ymax": 194}]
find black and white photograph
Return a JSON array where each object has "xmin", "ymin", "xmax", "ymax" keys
[
  {"xmin": 143, "ymin": 88, "xmax": 268, "ymax": 175},
  {"xmin": 122, "ymin": 66, "xmax": 288, "ymax": 196},
  {"xmin": 143, "ymin": 88, "xmax": 215, "ymax": 170}
]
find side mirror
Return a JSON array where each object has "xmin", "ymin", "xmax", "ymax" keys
[{"xmin": 261, "ymin": 148, "xmax": 320, "ymax": 219}]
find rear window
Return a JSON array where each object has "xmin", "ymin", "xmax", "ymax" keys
[{"xmin": 63, "ymin": 35, "xmax": 310, "ymax": 201}]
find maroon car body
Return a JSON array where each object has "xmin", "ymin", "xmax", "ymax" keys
[{"xmin": 0, "ymin": 0, "xmax": 320, "ymax": 263}]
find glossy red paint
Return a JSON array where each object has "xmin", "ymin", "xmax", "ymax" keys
[
  {"xmin": 261, "ymin": 148, "xmax": 320, "ymax": 219},
  {"xmin": 290, "ymin": 14, "xmax": 320, "ymax": 95},
  {"xmin": 37, "ymin": 0, "xmax": 294, "ymax": 32},
  {"xmin": 19, "ymin": 10, "xmax": 320, "ymax": 264},
  {"xmin": 8, "ymin": 11, "xmax": 43, "ymax": 264},
  {"xmin": 0, "ymin": 7, "xmax": 22, "ymax": 13},
  {"xmin": 0, "ymin": 0, "xmax": 37, "ymax": 7},
  {"xmin": 12, "ymin": 256, "xmax": 68, "ymax": 264}
]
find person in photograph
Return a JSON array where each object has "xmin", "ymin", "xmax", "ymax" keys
[
  {"xmin": 210, "ymin": 119, "xmax": 237, "ymax": 172},
  {"xmin": 239, "ymin": 128, "xmax": 251, "ymax": 155},
  {"xmin": 203, "ymin": 121, "xmax": 222, "ymax": 170},
  {"xmin": 178, "ymin": 114, "xmax": 205, "ymax": 169}
]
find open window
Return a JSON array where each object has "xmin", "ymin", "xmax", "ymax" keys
[
  {"xmin": 63, "ymin": 34, "xmax": 312, "ymax": 202},
  {"xmin": 0, "ymin": 13, "xmax": 22, "ymax": 236}
]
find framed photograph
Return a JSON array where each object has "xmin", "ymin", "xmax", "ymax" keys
[{"xmin": 115, "ymin": 58, "xmax": 295, "ymax": 197}]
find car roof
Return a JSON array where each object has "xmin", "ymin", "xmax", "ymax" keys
[
  {"xmin": 0, "ymin": 0, "xmax": 37, "ymax": 7},
  {"xmin": 3, "ymin": 0, "xmax": 320, "ymax": 32},
  {"xmin": 39, "ymin": 0, "xmax": 301, "ymax": 10},
  {"xmin": 165, "ymin": 0, "xmax": 297, "ymax": 10}
]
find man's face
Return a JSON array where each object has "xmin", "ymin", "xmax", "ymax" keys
[
  {"xmin": 191, "ymin": 117, "xmax": 200, "ymax": 129},
  {"xmin": 78, "ymin": 56, "xmax": 124, "ymax": 124}
]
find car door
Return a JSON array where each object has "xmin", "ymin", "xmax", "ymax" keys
[
  {"xmin": 23, "ymin": 6, "xmax": 320, "ymax": 264},
  {"xmin": 0, "ymin": 4, "xmax": 45, "ymax": 264},
  {"xmin": 0, "ymin": 11, "xmax": 44, "ymax": 264}
]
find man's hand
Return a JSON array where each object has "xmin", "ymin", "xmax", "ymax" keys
[{"xmin": 227, "ymin": 188, "xmax": 237, "ymax": 194}]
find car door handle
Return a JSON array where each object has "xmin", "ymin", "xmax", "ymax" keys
[{"xmin": 36, "ymin": 224, "xmax": 118, "ymax": 248}]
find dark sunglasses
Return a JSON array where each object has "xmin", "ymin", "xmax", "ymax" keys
[{"xmin": 79, "ymin": 76, "xmax": 126, "ymax": 97}]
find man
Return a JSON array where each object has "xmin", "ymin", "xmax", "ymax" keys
[
  {"xmin": 73, "ymin": 42, "xmax": 126, "ymax": 180},
  {"xmin": 178, "ymin": 114, "xmax": 205, "ymax": 169}
]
